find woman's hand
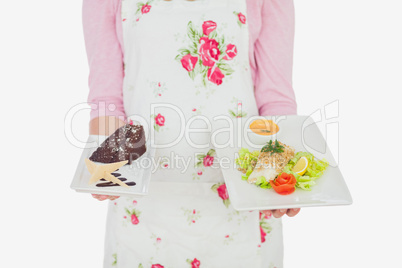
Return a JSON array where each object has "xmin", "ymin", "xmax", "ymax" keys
[
  {"xmin": 90, "ymin": 116, "xmax": 126, "ymax": 202},
  {"xmin": 91, "ymin": 194, "xmax": 120, "ymax": 201},
  {"xmin": 261, "ymin": 208, "xmax": 301, "ymax": 218}
]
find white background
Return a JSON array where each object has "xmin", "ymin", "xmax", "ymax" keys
[{"xmin": 1, "ymin": 0, "xmax": 401, "ymax": 267}]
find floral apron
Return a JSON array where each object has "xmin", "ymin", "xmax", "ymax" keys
[{"xmin": 104, "ymin": 0, "xmax": 284, "ymax": 267}]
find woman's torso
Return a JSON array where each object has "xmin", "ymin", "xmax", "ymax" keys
[{"xmin": 120, "ymin": 0, "xmax": 261, "ymax": 182}]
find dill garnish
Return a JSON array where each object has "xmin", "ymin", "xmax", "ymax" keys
[{"xmin": 261, "ymin": 140, "xmax": 285, "ymax": 155}]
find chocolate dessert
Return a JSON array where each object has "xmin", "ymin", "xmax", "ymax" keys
[{"xmin": 89, "ymin": 124, "xmax": 146, "ymax": 165}]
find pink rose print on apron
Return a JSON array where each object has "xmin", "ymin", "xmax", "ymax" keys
[
  {"xmin": 151, "ymin": 113, "xmax": 166, "ymax": 132},
  {"xmin": 259, "ymin": 211, "xmax": 273, "ymax": 244},
  {"xmin": 233, "ymin": 11, "xmax": 247, "ymax": 27},
  {"xmin": 191, "ymin": 105, "xmax": 205, "ymax": 115},
  {"xmin": 211, "ymin": 183, "xmax": 231, "ymax": 208},
  {"xmin": 148, "ymin": 80, "xmax": 167, "ymax": 97},
  {"xmin": 124, "ymin": 207, "xmax": 141, "ymax": 225},
  {"xmin": 150, "ymin": 233, "xmax": 163, "ymax": 253},
  {"xmin": 181, "ymin": 208, "xmax": 202, "ymax": 225},
  {"xmin": 223, "ymin": 232, "xmax": 238, "ymax": 246},
  {"xmin": 192, "ymin": 149, "xmax": 215, "ymax": 180},
  {"xmin": 175, "ymin": 21, "xmax": 237, "ymax": 88},
  {"xmin": 159, "ymin": 157, "xmax": 169, "ymax": 169},
  {"xmin": 186, "ymin": 258, "xmax": 201, "ymax": 268},
  {"xmin": 228, "ymin": 97, "xmax": 247, "ymax": 118},
  {"xmin": 134, "ymin": 0, "xmax": 154, "ymax": 22},
  {"xmin": 138, "ymin": 264, "xmax": 164, "ymax": 268}
]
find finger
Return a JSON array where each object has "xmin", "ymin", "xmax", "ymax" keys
[
  {"xmin": 92, "ymin": 195, "xmax": 103, "ymax": 201},
  {"xmin": 286, "ymin": 208, "xmax": 301, "ymax": 217},
  {"xmin": 273, "ymin": 209, "xmax": 287, "ymax": 218},
  {"xmin": 92, "ymin": 194, "xmax": 102, "ymax": 200},
  {"xmin": 98, "ymin": 195, "xmax": 108, "ymax": 201},
  {"xmin": 262, "ymin": 210, "xmax": 273, "ymax": 218}
]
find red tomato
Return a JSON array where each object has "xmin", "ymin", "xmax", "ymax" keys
[{"xmin": 269, "ymin": 173, "xmax": 297, "ymax": 195}]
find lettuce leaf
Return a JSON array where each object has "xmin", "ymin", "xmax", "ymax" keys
[
  {"xmin": 236, "ymin": 148, "xmax": 271, "ymax": 188},
  {"xmin": 255, "ymin": 176, "xmax": 272, "ymax": 189},
  {"xmin": 235, "ymin": 148, "xmax": 259, "ymax": 172},
  {"xmin": 283, "ymin": 152, "xmax": 329, "ymax": 191},
  {"xmin": 241, "ymin": 167, "xmax": 254, "ymax": 181}
]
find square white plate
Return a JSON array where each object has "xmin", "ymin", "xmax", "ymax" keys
[
  {"xmin": 214, "ymin": 115, "xmax": 353, "ymax": 211},
  {"xmin": 70, "ymin": 135, "xmax": 155, "ymax": 197}
]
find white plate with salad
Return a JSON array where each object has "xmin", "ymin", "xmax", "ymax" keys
[{"xmin": 213, "ymin": 115, "xmax": 352, "ymax": 211}]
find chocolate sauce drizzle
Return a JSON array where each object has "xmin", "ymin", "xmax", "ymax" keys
[{"xmin": 96, "ymin": 175, "xmax": 136, "ymax": 188}]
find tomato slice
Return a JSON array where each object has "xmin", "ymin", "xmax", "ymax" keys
[
  {"xmin": 269, "ymin": 173, "xmax": 297, "ymax": 195},
  {"xmin": 269, "ymin": 180, "xmax": 296, "ymax": 195},
  {"xmin": 275, "ymin": 176, "xmax": 288, "ymax": 185},
  {"xmin": 275, "ymin": 173, "xmax": 296, "ymax": 184}
]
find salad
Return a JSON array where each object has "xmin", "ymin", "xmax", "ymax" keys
[{"xmin": 235, "ymin": 140, "xmax": 329, "ymax": 195}]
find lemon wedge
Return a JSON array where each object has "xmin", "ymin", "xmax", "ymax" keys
[{"xmin": 292, "ymin": 156, "xmax": 309, "ymax": 175}]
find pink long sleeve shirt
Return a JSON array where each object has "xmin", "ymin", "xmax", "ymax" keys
[{"xmin": 83, "ymin": 0, "xmax": 297, "ymax": 121}]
